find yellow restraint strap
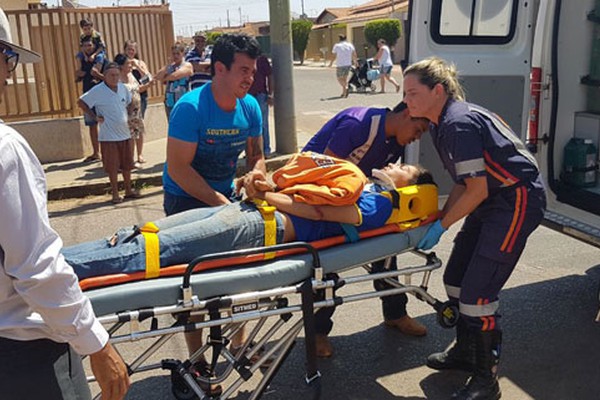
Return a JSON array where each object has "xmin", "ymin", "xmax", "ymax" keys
[
  {"xmin": 140, "ymin": 222, "xmax": 160, "ymax": 279},
  {"xmin": 253, "ymin": 199, "xmax": 277, "ymax": 259}
]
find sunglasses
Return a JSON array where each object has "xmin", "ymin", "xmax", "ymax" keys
[{"xmin": 1, "ymin": 47, "xmax": 19, "ymax": 73}]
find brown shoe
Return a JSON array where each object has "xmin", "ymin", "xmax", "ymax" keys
[
  {"xmin": 315, "ymin": 334, "xmax": 333, "ymax": 358},
  {"xmin": 384, "ymin": 315, "xmax": 427, "ymax": 337}
]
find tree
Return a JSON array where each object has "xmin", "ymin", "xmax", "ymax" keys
[
  {"xmin": 364, "ymin": 19, "xmax": 402, "ymax": 48},
  {"xmin": 292, "ymin": 19, "xmax": 313, "ymax": 65},
  {"xmin": 206, "ymin": 31, "xmax": 222, "ymax": 45}
]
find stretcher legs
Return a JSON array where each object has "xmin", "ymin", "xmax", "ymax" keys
[{"xmin": 88, "ymin": 246, "xmax": 452, "ymax": 399}]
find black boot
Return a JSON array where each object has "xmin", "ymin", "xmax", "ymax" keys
[
  {"xmin": 427, "ymin": 319, "xmax": 476, "ymax": 372},
  {"xmin": 451, "ymin": 330, "xmax": 502, "ymax": 400}
]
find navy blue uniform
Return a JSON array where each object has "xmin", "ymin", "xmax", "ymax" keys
[{"xmin": 432, "ymin": 100, "xmax": 546, "ymax": 331}]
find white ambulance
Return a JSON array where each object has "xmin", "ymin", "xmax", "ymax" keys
[{"xmin": 406, "ymin": 0, "xmax": 600, "ymax": 247}]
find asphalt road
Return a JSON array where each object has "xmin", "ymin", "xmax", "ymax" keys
[{"xmin": 48, "ymin": 67, "xmax": 600, "ymax": 400}]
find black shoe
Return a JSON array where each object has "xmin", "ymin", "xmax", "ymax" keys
[
  {"xmin": 427, "ymin": 319, "xmax": 475, "ymax": 372},
  {"xmin": 451, "ymin": 375, "xmax": 501, "ymax": 400},
  {"xmin": 451, "ymin": 330, "xmax": 502, "ymax": 400}
]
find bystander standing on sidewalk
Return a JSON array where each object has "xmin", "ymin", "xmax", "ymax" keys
[
  {"xmin": 153, "ymin": 42, "xmax": 193, "ymax": 120},
  {"xmin": 185, "ymin": 31, "xmax": 212, "ymax": 90},
  {"xmin": 124, "ymin": 40, "xmax": 151, "ymax": 164},
  {"xmin": 78, "ymin": 62, "xmax": 140, "ymax": 204},
  {"xmin": 329, "ymin": 34, "xmax": 357, "ymax": 98},
  {"xmin": 248, "ymin": 53, "xmax": 273, "ymax": 156},
  {"xmin": 115, "ymin": 53, "xmax": 146, "ymax": 169},
  {"xmin": 76, "ymin": 36, "xmax": 107, "ymax": 162},
  {"xmin": 0, "ymin": 8, "xmax": 129, "ymax": 400}
]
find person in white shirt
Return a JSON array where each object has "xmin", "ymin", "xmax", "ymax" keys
[
  {"xmin": 329, "ymin": 34, "xmax": 357, "ymax": 98},
  {"xmin": 374, "ymin": 38, "xmax": 401, "ymax": 93},
  {"xmin": 78, "ymin": 62, "xmax": 140, "ymax": 204},
  {"xmin": 0, "ymin": 7, "xmax": 129, "ymax": 400}
]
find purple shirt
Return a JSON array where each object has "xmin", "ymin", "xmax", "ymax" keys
[
  {"xmin": 302, "ymin": 107, "xmax": 404, "ymax": 176},
  {"xmin": 248, "ymin": 56, "xmax": 272, "ymax": 96}
]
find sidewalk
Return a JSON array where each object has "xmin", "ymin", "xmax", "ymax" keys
[{"xmin": 44, "ymin": 137, "xmax": 294, "ymax": 201}]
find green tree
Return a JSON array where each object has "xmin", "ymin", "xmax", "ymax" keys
[
  {"xmin": 292, "ymin": 19, "xmax": 313, "ymax": 65},
  {"xmin": 364, "ymin": 19, "xmax": 402, "ymax": 49},
  {"xmin": 206, "ymin": 32, "xmax": 222, "ymax": 45}
]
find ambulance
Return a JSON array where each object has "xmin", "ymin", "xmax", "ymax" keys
[{"xmin": 406, "ymin": 0, "xmax": 600, "ymax": 248}]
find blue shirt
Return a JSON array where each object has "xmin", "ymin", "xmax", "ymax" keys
[
  {"xmin": 185, "ymin": 47, "xmax": 211, "ymax": 89},
  {"xmin": 163, "ymin": 82, "xmax": 262, "ymax": 198},
  {"xmin": 303, "ymin": 107, "xmax": 404, "ymax": 176},
  {"xmin": 289, "ymin": 189, "xmax": 392, "ymax": 242},
  {"xmin": 430, "ymin": 100, "xmax": 540, "ymax": 194}
]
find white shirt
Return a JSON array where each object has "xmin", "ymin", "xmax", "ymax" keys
[
  {"xmin": 379, "ymin": 45, "xmax": 393, "ymax": 67},
  {"xmin": 80, "ymin": 82, "xmax": 132, "ymax": 142},
  {"xmin": 332, "ymin": 41, "xmax": 356, "ymax": 67},
  {"xmin": 0, "ymin": 123, "xmax": 108, "ymax": 355}
]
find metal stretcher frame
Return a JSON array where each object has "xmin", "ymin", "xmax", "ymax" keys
[{"xmin": 84, "ymin": 226, "xmax": 459, "ymax": 400}]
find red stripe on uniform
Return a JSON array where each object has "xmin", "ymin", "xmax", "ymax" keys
[
  {"xmin": 508, "ymin": 186, "xmax": 528, "ymax": 253},
  {"xmin": 484, "ymin": 151, "xmax": 520, "ymax": 185},
  {"xmin": 501, "ymin": 187, "xmax": 522, "ymax": 252}
]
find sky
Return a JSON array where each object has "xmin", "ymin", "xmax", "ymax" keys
[{"xmin": 58, "ymin": 0, "xmax": 363, "ymax": 37}]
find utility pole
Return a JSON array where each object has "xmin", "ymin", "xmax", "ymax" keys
[
  {"xmin": 301, "ymin": 0, "xmax": 305, "ymax": 18},
  {"xmin": 227, "ymin": 10, "xmax": 230, "ymax": 28},
  {"xmin": 269, "ymin": 0, "xmax": 297, "ymax": 154}
]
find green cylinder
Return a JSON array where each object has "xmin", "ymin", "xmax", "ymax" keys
[{"xmin": 562, "ymin": 138, "xmax": 598, "ymax": 187}]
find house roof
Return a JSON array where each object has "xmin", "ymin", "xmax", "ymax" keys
[
  {"xmin": 315, "ymin": 7, "xmax": 352, "ymax": 24},
  {"xmin": 313, "ymin": 0, "xmax": 408, "ymax": 29}
]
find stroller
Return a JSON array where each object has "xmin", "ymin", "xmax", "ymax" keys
[{"xmin": 348, "ymin": 58, "xmax": 379, "ymax": 93}]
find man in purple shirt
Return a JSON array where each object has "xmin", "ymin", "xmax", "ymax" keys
[
  {"xmin": 248, "ymin": 54, "xmax": 273, "ymax": 155},
  {"xmin": 303, "ymin": 102, "xmax": 431, "ymax": 357}
]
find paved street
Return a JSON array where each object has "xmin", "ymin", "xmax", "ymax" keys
[{"xmin": 48, "ymin": 66, "xmax": 600, "ymax": 400}]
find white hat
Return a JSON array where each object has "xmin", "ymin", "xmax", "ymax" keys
[{"xmin": 0, "ymin": 8, "xmax": 41, "ymax": 63}]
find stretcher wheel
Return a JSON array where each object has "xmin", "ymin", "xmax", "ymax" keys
[
  {"xmin": 436, "ymin": 301, "xmax": 459, "ymax": 328},
  {"xmin": 370, "ymin": 83, "xmax": 376, "ymax": 91}
]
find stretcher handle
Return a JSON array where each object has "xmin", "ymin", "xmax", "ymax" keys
[{"xmin": 182, "ymin": 242, "xmax": 321, "ymax": 289}]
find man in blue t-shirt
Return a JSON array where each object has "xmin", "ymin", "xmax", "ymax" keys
[
  {"xmin": 303, "ymin": 101, "xmax": 431, "ymax": 357},
  {"xmin": 163, "ymin": 33, "xmax": 265, "ymax": 216},
  {"xmin": 162, "ymin": 34, "xmax": 265, "ymax": 385}
]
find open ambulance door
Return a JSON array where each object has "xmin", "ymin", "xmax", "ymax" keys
[{"xmin": 404, "ymin": 0, "xmax": 536, "ymax": 195}]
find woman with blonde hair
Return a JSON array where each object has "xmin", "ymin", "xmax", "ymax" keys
[{"xmin": 403, "ymin": 56, "xmax": 546, "ymax": 400}]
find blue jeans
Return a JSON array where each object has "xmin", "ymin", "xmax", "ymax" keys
[
  {"xmin": 253, "ymin": 92, "xmax": 271, "ymax": 155},
  {"xmin": 62, "ymin": 202, "xmax": 285, "ymax": 279}
]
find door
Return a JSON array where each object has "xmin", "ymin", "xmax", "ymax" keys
[{"xmin": 405, "ymin": 0, "xmax": 537, "ymax": 194}]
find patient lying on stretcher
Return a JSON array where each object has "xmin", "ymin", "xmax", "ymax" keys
[{"xmin": 63, "ymin": 153, "xmax": 435, "ymax": 280}]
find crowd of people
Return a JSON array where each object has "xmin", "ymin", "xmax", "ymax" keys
[{"xmin": 0, "ymin": 8, "xmax": 547, "ymax": 400}]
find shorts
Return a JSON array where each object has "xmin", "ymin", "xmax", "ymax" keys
[
  {"xmin": 83, "ymin": 107, "xmax": 98, "ymax": 127},
  {"xmin": 336, "ymin": 66, "xmax": 351, "ymax": 78},
  {"xmin": 100, "ymin": 139, "xmax": 134, "ymax": 174},
  {"xmin": 380, "ymin": 65, "xmax": 393, "ymax": 75}
]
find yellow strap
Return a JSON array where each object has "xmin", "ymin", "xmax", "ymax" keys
[
  {"xmin": 253, "ymin": 199, "xmax": 277, "ymax": 259},
  {"xmin": 140, "ymin": 222, "xmax": 160, "ymax": 279}
]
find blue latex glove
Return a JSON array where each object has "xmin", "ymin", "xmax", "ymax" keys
[{"xmin": 417, "ymin": 220, "xmax": 447, "ymax": 250}]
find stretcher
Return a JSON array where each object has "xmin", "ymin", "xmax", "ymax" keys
[
  {"xmin": 83, "ymin": 225, "xmax": 459, "ymax": 400},
  {"xmin": 81, "ymin": 185, "xmax": 457, "ymax": 399}
]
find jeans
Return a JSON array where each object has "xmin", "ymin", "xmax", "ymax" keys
[
  {"xmin": 254, "ymin": 92, "xmax": 271, "ymax": 155},
  {"xmin": 62, "ymin": 202, "xmax": 285, "ymax": 279},
  {"xmin": 314, "ymin": 256, "xmax": 408, "ymax": 335}
]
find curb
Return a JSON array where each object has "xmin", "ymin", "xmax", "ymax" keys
[{"xmin": 47, "ymin": 155, "xmax": 294, "ymax": 201}]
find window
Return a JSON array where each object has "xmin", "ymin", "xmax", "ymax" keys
[{"xmin": 431, "ymin": 0, "xmax": 518, "ymax": 44}]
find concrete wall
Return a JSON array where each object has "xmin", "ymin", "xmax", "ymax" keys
[{"xmin": 10, "ymin": 102, "xmax": 168, "ymax": 163}]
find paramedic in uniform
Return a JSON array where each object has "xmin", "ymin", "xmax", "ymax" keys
[
  {"xmin": 403, "ymin": 57, "xmax": 546, "ymax": 400},
  {"xmin": 303, "ymin": 102, "xmax": 430, "ymax": 357},
  {"xmin": 0, "ymin": 8, "xmax": 129, "ymax": 400}
]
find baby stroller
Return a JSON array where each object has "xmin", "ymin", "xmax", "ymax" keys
[{"xmin": 348, "ymin": 58, "xmax": 379, "ymax": 93}]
